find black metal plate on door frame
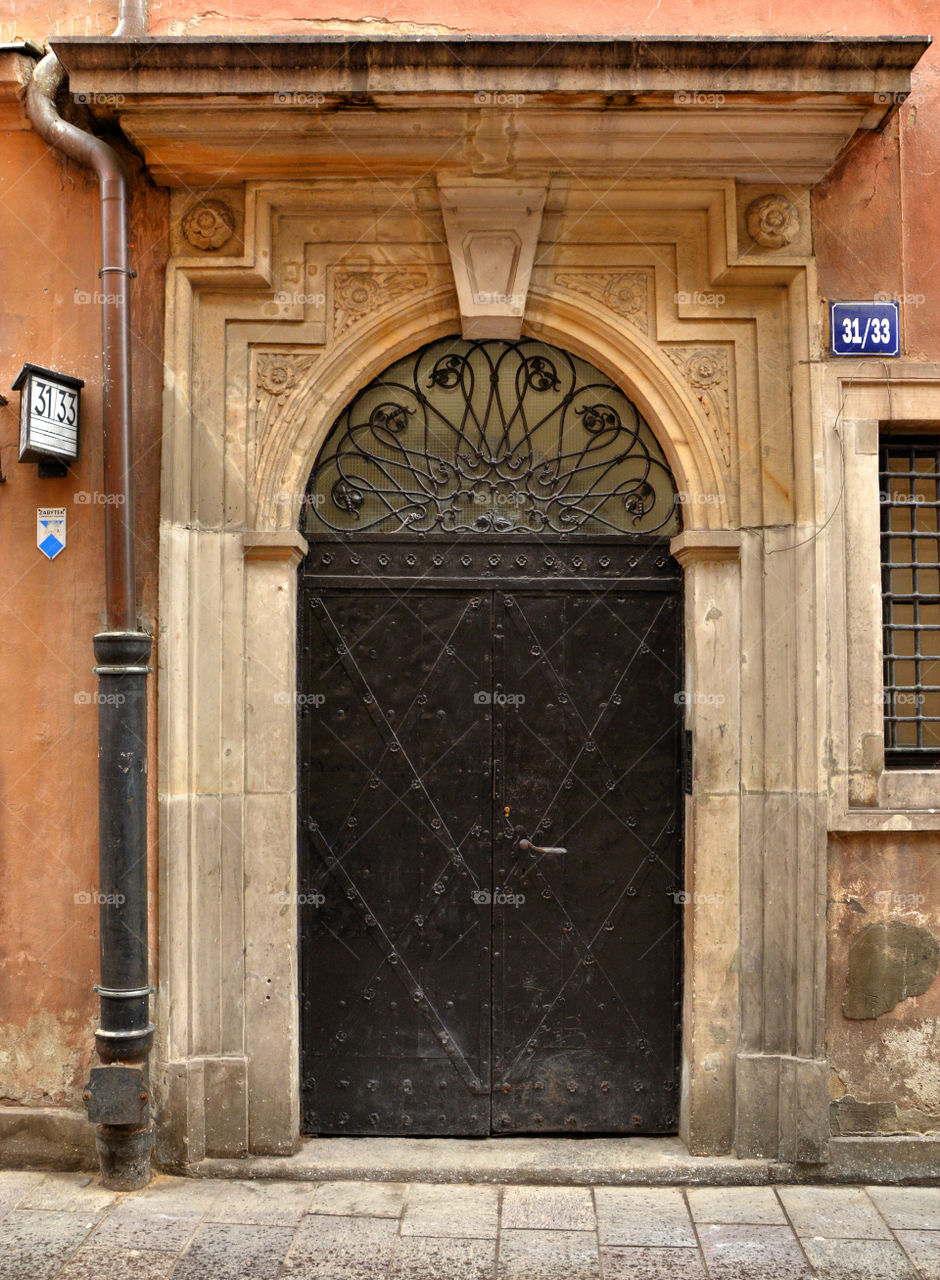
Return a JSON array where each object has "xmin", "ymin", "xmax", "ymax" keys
[{"xmin": 298, "ymin": 535, "xmax": 684, "ymax": 1136}]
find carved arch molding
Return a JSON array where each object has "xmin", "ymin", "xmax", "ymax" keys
[
  {"xmin": 157, "ymin": 176, "xmax": 827, "ymax": 1168},
  {"xmin": 166, "ymin": 178, "xmax": 815, "ymax": 537}
]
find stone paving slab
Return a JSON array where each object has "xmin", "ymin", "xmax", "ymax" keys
[
  {"xmin": 800, "ymin": 1236, "xmax": 920, "ymax": 1280},
  {"xmin": 4, "ymin": 1171, "xmax": 940, "ymax": 1278},
  {"xmin": 205, "ymin": 1178, "xmax": 316, "ymax": 1224},
  {"xmin": 171, "ymin": 1221, "xmax": 297, "ymax": 1280},
  {"xmin": 400, "ymin": 1183, "xmax": 500, "ymax": 1238},
  {"xmin": 496, "ymin": 1226, "xmax": 600, "ymax": 1279},
  {"xmin": 895, "ymin": 1229, "xmax": 940, "ymax": 1280},
  {"xmin": 389, "ymin": 1234, "xmax": 497, "ymax": 1280},
  {"xmin": 867, "ymin": 1187, "xmax": 940, "ymax": 1231},
  {"xmin": 0, "ymin": 1209, "xmax": 97, "ymax": 1280},
  {"xmin": 601, "ymin": 1245, "xmax": 709, "ymax": 1279},
  {"xmin": 282, "ymin": 1212, "xmax": 400, "ymax": 1279},
  {"xmin": 84, "ymin": 1200, "xmax": 200, "ymax": 1252},
  {"xmin": 308, "ymin": 1179, "xmax": 408, "ymax": 1218},
  {"xmin": 686, "ymin": 1184, "xmax": 787, "ymax": 1224},
  {"xmin": 0, "ymin": 1169, "xmax": 45, "ymax": 1220},
  {"xmin": 696, "ymin": 1222, "xmax": 814, "ymax": 1280},
  {"xmin": 778, "ymin": 1186, "xmax": 894, "ymax": 1240},
  {"xmin": 56, "ymin": 1246, "xmax": 179, "ymax": 1280},
  {"xmin": 595, "ymin": 1186, "xmax": 697, "ymax": 1246},
  {"xmin": 17, "ymin": 1171, "xmax": 119, "ymax": 1215},
  {"xmin": 501, "ymin": 1185, "xmax": 594, "ymax": 1231}
]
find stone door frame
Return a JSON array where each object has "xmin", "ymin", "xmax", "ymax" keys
[{"xmin": 154, "ymin": 176, "xmax": 830, "ymax": 1166}]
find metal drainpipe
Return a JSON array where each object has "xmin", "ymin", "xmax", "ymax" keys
[{"xmin": 27, "ymin": 22, "xmax": 154, "ymax": 1191}]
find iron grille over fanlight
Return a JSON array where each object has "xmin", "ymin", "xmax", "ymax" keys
[{"xmin": 304, "ymin": 338, "xmax": 680, "ymax": 536}]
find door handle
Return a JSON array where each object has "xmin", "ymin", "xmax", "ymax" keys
[{"xmin": 518, "ymin": 838, "xmax": 567, "ymax": 855}]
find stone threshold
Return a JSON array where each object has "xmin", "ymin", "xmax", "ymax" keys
[
  {"xmin": 2, "ymin": 1110, "xmax": 936, "ymax": 1184},
  {"xmin": 180, "ymin": 1135, "xmax": 940, "ymax": 1186}
]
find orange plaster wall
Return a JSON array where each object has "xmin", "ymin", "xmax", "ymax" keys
[{"xmin": 0, "ymin": 118, "xmax": 166, "ymax": 1108}]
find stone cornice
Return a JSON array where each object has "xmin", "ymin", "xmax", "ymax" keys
[
  {"xmin": 52, "ymin": 35, "xmax": 929, "ymax": 91},
  {"xmin": 47, "ymin": 35, "xmax": 929, "ymax": 187}
]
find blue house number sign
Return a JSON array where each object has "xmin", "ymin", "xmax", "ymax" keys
[{"xmin": 830, "ymin": 301, "xmax": 900, "ymax": 356}]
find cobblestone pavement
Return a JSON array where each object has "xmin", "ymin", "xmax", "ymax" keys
[{"xmin": 0, "ymin": 1171, "xmax": 939, "ymax": 1278}]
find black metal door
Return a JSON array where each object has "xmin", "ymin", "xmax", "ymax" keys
[{"xmin": 299, "ymin": 538, "xmax": 683, "ymax": 1136}]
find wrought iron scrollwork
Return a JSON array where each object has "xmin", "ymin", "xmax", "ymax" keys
[{"xmin": 304, "ymin": 338, "xmax": 680, "ymax": 535}]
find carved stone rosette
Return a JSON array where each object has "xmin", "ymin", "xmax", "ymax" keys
[
  {"xmin": 553, "ymin": 271, "xmax": 651, "ymax": 334},
  {"xmin": 332, "ymin": 268, "xmax": 430, "ymax": 338},
  {"xmin": 745, "ymin": 194, "xmax": 800, "ymax": 250},
  {"xmin": 664, "ymin": 346, "xmax": 732, "ymax": 469},
  {"xmin": 181, "ymin": 199, "xmax": 236, "ymax": 252}
]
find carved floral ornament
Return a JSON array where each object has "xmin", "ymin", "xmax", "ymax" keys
[
  {"xmin": 254, "ymin": 351, "xmax": 320, "ymax": 408},
  {"xmin": 258, "ymin": 357, "xmax": 297, "ymax": 397},
  {"xmin": 664, "ymin": 346, "xmax": 731, "ymax": 469},
  {"xmin": 745, "ymin": 194, "xmax": 801, "ymax": 249},
  {"xmin": 180, "ymin": 199, "xmax": 236, "ymax": 251},
  {"xmin": 332, "ymin": 268, "xmax": 430, "ymax": 337},
  {"xmin": 553, "ymin": 271, "xmax": 651, "ymax": 334},
  {"xmin": 683, "ymin": 350, "xmax": 725, "ymax": 390}
]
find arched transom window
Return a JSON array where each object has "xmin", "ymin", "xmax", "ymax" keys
[{"xmin": 304, "ymin": 337, "xmax": 680, "ymax": 536}]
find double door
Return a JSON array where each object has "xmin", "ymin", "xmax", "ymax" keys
[{"xmin": 298, "ymin": 538, "xmax": 683, "ymax": 1135}]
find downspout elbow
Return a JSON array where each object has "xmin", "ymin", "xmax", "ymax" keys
[{"xmin": 26, "ymin": 53, "xmax": 129, "ymax": 190}]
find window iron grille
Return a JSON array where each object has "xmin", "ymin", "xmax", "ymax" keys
[{"xmin": 879, "ymin": 433, "xmax": 940, "ymax": 767}]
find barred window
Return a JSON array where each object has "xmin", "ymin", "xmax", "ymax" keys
[{"xmin": 880, "ymin": 433, "xmax": 940, "ymax": 766}]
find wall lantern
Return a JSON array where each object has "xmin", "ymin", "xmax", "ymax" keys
[{"xmin": 11, "ymin": 363, "xmax": 83, "ymax": 477}]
